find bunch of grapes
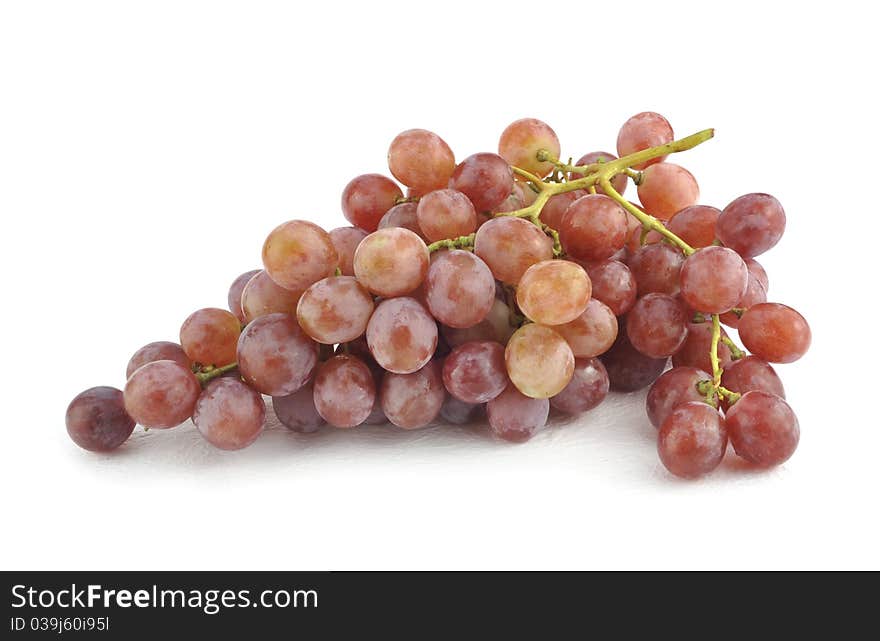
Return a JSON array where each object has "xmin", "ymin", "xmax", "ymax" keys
[{"xmin": 65, "ymin": 113, "xmax": 810, "ymax": 480}]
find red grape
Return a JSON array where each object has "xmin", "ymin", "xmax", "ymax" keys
[
  {"xmin": 679, "ymin": 246, "xmax": 749, "ymax": 314},
  {"xmin": 671, "ymin": 321, "xmax": 733, "ymax": 374},
  {"xmin": 550, "ymin": 357, "xmax": 609, "ymax": 414},
  {"xmin": 626, "ymin": 294, "xmax": 689, "ymax": 358},
  {"xmin": 600, "ymin": 326, "xmax": 668, "ymax": 392},
  {"xmin": 583, "ymin": 259, "xmax": 637, "ymax": 316},
  {"xmin": 559, "ymin": 194, "xmax": 629, "ymax": 261},
  {"xmin": 738, "ymin": 303, "xmax": 810, "ymax": 363},
  {"xmin": 628, "ymin": 242, "xmax": 684, "ymax": 296},
  {"xmin": 725, "ymin": 391, "xmax": 799, "ymax": 467},
  {"xmin": 272, "ymin": 382, "xmax": 325, "ymax": 433},
  {"xmin": 487, "ymin": 384, "xmax": 549, "ymax": 443},
  {"xmin": 716, "ymin": 193, "xmax": 785, "ymax": 258},
  {"xmin": 381, "ymin": 361, "xmax": 445, "ymax": 429},
  {"xmin": 448, "ymin": 153, "xmax": 513, "ymax": 212},
  {"xmin": 540, "ymin": 190, "xmax": 586, "ymax": 231},
  {"xmin": 646, "ymin": 366, "xmax": 711, "ymax": 429},
  {"xmin": 341, "ymin": 174, "xmax": 402, "ymax": 232},
  {"xmin": 719, "ymin": 270, "xmax": 767, "ymax": 328},
  {"xmin": 378, "ymin": 202, "xmax": 425, "ymax": 239},
  {"xmin": 658, "ymin": 402, "xmax": 727, "ymax": 479},
  {"xmin": 440, "ymin": 396, "xmax": 485, "ymax": 425},
  {"xmin": 720, "ymin": 356, "xmax": 785, "ymax": 412}
]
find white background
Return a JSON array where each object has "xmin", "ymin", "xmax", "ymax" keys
[{"xmin": 1, "ymin": 0, "xmax": 876, "ymax": 570}]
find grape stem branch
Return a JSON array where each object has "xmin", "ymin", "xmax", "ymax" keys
[{"xmin": 195, "ymin": 362, "xmax": 238, "ymax": 386}]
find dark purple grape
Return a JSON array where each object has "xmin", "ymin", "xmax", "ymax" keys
[{"xmin": 66, "ymin": 386, "xmax": 135, "ymax": 452}]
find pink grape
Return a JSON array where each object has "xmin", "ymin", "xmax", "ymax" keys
[
  {"xmin": 227, "ymin": 269, "xmax": 261, "ymax": 323},
  {"xmin": 442, "ymin": 341, "xmax": 508, "ymax": 403},
  {"xmin": 124, "ymin": 360, "xmax": 202, "ymax": 429},
  {"xmin": 540, "ymin": 190, "xmax": 586, "ymax": 231},
  {"xmin": 341, "ymin": 173, "xmax": 402, "ymax": 232},
  {"xmin": 388, "ymin": 129, "xmax": 455, "ymax": 193},
  {"xmin": 671, "ymin": 321, "xmax": 733, "ymax": 374},
  {"xmin": 424, "ymin": 250, "xmax": 495, "ymax": 328},
  {"xmin": 272, "ymin": 382, "xmax": 325, "ymax": 433},
  {"xmin": 193, "ymin": 378, "xmax": 265, "ymax": 450},
  {"xmin": 516, "ymin": 260, "xmax": 591, "ymax": 326},
  {"xmin": 262, "ymin": 220, "xmax": 338, "ymax": 292},
  {"xmin": 416, "ymin": 189, "xmax": 477, "ymax": 242},
  {"xmin": 505, "ymin": 324, "xmax": 574, "ymax": 399},
  {"xmin": 240, "ymin": 270, "xmax": 303, "ymax": 323},
  {"xmin": 313, "ymin": 355, "xmax": 376, "ymax": 428},
  {"xmin": 296, "ymin": 276, "xmax": 374, "ymax": 344},
  {"xmin": 626, "ymin": 294, "xmax": 688, "ymax": 358},
  {"xmin": 366, "ymin": 297, "xmax": 437, "ymax": 374},
  {"xmin": 329, "ymin": 226, "xmax": 369, "ymax": 276},
  {"xmin": 126, "ymin": 341, "xmax": 190, "ymax": 379},
  {"xmin": 179, "ymin": 307, "xmax": 241, "ymax": 367},
  {"xmin": 616, "ymin": 112, "xmax": 674, "ymax": 170},
  {"xmin": 441, "ymin": 298, "xmax": 514, "ymax": 347},
  {"xmin": 637, "ymin": 163, "xmax": 699, "ymax": 221},
  {"xmin": 679, "ymin": 246, "xmax": 749, "ymax": 314},
  {"xmin": 498, "ymin": 117, "xmax": 561, "ymax": 178},
  {"xmin": 378, "ymin": 202, "xmax": 425, "ymax": 239},
  {"xmin": 236, "ymin": 313, "xmax": 318, "ymax": 396},
  {"xmin": 553, "ymin": 298, "xmax": 618, "ymax": 358},
  {"xmin": 666, "ymin": 205, "xmax": 719, "ymax": 249},
  {"xmin": 719, "ymin": 270, "xmax": 767, "ymax": 328},
  {"xmin": 487, "ymin": 385, "xmax": 549, "ymax": 443},
  {"xmin": 381, "ymin": 361, "xmax": 445, "ymax": 429},
  {"xmin": 353, "ymin": 227, "xmax": 429, "ymax": 297},
  {"xmin": 473, "ymin": 216, "xmax": 553, "ymax": 284}
]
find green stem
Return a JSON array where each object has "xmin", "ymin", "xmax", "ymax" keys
[
  {"xmin": 427, "ymin": 233, "xmax": 476, "ymax": 253},
  {"xmin": 721, "ymin": 335, "xmax": 746, "ymax": 360},
  {"xmin": 709, "ymin": 314, "xmax": 723, "ymax": 388},
  {"xmin": 195, "ymin": 362, "xmax": 238, "ymax": 386}
]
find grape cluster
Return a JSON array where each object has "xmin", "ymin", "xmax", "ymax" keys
[{"xmin": 65, "ymin": 113, "xmax": 810, "ymax": 480}]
